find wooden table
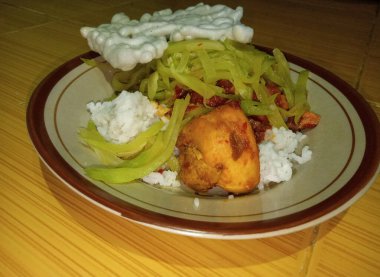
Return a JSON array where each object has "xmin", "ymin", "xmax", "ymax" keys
[{"xmin": 1, "ymin": 0, "xmax": 379, "ymax": 275}]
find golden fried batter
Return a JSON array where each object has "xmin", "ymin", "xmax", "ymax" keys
[{"xmin": 177, "ymin": 102, "xmax": 260, "ymax": 194}]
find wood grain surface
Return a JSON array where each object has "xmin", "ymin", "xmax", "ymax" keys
[{"xmin": 1, "ymin": 0, "xmax": 379, "ymax": 276}]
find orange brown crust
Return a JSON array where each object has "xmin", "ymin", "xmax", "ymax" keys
[{"xmin": 177, "ymin": 103, "xmax": 260, "ymax": 194}]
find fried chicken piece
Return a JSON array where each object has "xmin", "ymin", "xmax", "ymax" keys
[{"xmin": 176, "ymin": 103, "xmax": 260, "ymax": 194}]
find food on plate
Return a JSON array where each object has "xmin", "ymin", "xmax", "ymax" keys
[
  {"xmin": 79, "ymin": 3, "xmax": 320, "ymax": 195},
  {"xmin": 86, "ymin": 91, "xmax": 161, "ymax": 144},
  {"xmin": 177, "ymin": 102, "xmax": 260, "ymax": 194},
  {"xmin": 83, "ymin": 94, "xmax": 189, "ymax": 184},
  {"xmin": 258, "ymin": 127, "xmax": 312, "ymax": 185}
]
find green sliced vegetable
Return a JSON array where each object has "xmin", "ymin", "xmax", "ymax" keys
[
  {"xmin": 196, "ymin": 49, "xmax": 216, "ymax": 83},
  {"xmin": 147, "ymin": 71, "xmax": 159, "ymax": 100},
  {"xmin": 176, "ymin": 51, "xmax": 190, "ymax": 73},
  {"xmin": 112, "ymin": 63, "xmax": 152, "ymax": 92},
  {"xmin": 240, "ymin": 100, "xmax": 273, "ymax": 116},
  {"xmin": 164, "ymin": 39, "xmax": 225, "ymax": 55},
  {"xmin": 79, "ymin": 120, "xmax": 164, "ymax": 160},
  {"xmin": 257, "ymin": 82, "xmax": 287, "ymax": 128},
  {"xmin": 272, "ymin": 48, "xmax": 295, "ymax": 107},
  {"xmin": 81, "ymin": 58, "xmax": 98, "ymax": 67},
  {"xmin": 120, "ymin": 131, "xmax": 165, "ymax": 168},
  {"xmin": 85, "ymin": 96, "xmax": 189, "ymax": 184},
  {"xmin": 293, "ymin": 70, "xmax": 310, "ymax": 123},
  {"xmin": 169, "ymin": 66, "xmax": 219, "ymax": 99}
]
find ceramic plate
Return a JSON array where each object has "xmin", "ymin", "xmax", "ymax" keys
[{"xmin": 27, "ymin": 49, "xmax": 380, "ymax": 239}]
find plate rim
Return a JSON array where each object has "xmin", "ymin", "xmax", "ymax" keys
[{"xmin": 26, "ymin": 47, "xmax": 380, "ymax": 239}]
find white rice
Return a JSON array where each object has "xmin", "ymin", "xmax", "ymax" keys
[
  {"xmin": 87, "ymin": 90, "xmax": 159, "ymax": 144},
  {"xmin": 258, "ymin": 127, "xmax": 312, "ymax": 187},
  {"xmin": 142, "ymin": 170, "xmax": 181, "ymax": 188},
  {"xmin": 193, "ymin": 197, "xmax": 200, "ymax": 209}
]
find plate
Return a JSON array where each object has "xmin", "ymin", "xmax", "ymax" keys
[{"xmin": 27, "ymin": 49, "xmax": 380, "ymax": 239}]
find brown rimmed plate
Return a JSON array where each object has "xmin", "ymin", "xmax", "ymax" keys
[{"xmin": 27, "ymin": 49, "xmax": 380, "ymax": 239}]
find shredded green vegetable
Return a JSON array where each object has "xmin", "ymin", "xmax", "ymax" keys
[
  {"xmin": 107, "ymin": 39, "xmax": 309, "ymax": 128},
  {"xmin": 240, "ymin": 100, "xmax": 272, "ymax": 116},
  {"xmin": 79, "ymin": 120, "xmax": 164, "ymax": 162}
]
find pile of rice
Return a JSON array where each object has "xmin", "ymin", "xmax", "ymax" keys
[
  {"xmin": 87, "ymin": 91, "xmax": 159, "ymax": 144},
  {"xmin": 258, "ymin": 127, "xmax": 312, "ymax": 189},
  {"xmin": 142, "ymin": 170, "xmax": 181, "ymax": 187}
]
